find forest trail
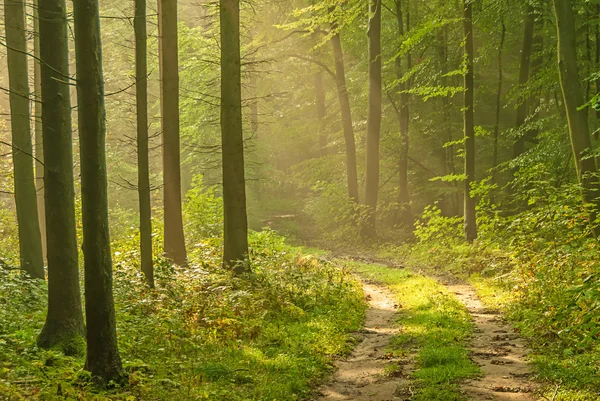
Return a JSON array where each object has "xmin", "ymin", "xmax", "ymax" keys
[
  {"xmin": 315, "ymin": 282, "xmax": 412, "ymax": 401},
  {"xmin": 445, "ymin": 282, "xmax": 538, "ymax": 400}
]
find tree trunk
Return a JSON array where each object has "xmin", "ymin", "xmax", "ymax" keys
[
  {"xmin": 37, "ymin": 0, "xmax": 85, "ymax": 356},
  {"xmin": 513, "ymin": 5, "xmax": 535, "ymax": 159},
  {"xmin": 135, "ymin": 0, "xmax": 154, "ymax": 287},
  {"xmin": 363, "ymin": 0, "xmax": 382, "ymax": 237},
  {"xmin": 552, "ymin": 0, "xmax": 600, "ymax": 221},
  {"xmin": 330, "ymin": 23, "xmax": 359, "ymax": 203},
  {"xmin": 4, "ymin": 0, "xmax": 44, "ymax": 279},
  {"xmin": 158, "ymin": 0, "xmax": 187, "ymax": 265},
  {"xmin": 492, "ymin": 21, "xmax": 506, "ymax": 188},
  {"xmin": 463, "ymin": 0, "xmax": 477, "ymax": 242},
  {"xmin": 315, "ymin": 70, "xmax": 328, "ymax": 156},
  {"xmin": 33, "ymin": 0, "xmax": 47, "ymax": 264},
  {"xmin": 394, "ymin": 0, "xmax": 412, "ymax": 227},
  {"xmin": 221, "ymin": 0, "xmax": 250, "ymax": 273},
  {"xmin": 73, "ymin": 0, "xmax": 123, "ymax": 381}
]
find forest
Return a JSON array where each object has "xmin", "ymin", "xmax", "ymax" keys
[{"xmin": 0, "ymin": 0, "xmax": 599, "ymax": 400}]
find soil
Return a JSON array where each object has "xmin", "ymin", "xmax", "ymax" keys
[
  {"xmin": 445, "ymin": 283, "xmax": 539, "ymax": 401},
  {"xmin": 315, "ymin": 282, "xmax": 414, "ymax": 401}
]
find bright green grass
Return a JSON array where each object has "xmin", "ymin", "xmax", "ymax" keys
[
  {"xmin": 0, "ymin": 233, "xmax": 366, "ymax": 401},
  {"xmin": 346, "ymin": 262, "xmax": 480, "ymax": 401}
]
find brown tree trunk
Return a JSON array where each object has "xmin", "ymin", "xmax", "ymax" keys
[
  {"xmin": 136, "ymin": 0, "xmax": 154, "ymax": 287},
  {"xmin": 37, "ymin": 0, "xmax": 85, "ymax": 356},
  {"xmin": 330, "ymin": 22, "xmax": 359, "ymax": 203},
  {"xmin": 4, "ymin": 0, "xmax": 44, "ymax": 279},
  {"xmin": 463, "ymin": 0, "xmax": 477, "ymax": 242},
  {"xmin": 394, "ymin": 0, "xmax": 412, "ymax": 227},
  {"xmin": 73, "ymin": 0, "xmax": 123, "ymax": 381},
  {"xmin": 492, "ymin": 21, "xmax": 506, "ymax": 188},
  {"xmin": 363, "ymin": 0, "xmax": 382, "ymax": 237},
  {"xmin": 33, "ymin": 0, "xmax": 46, "ymax": 264},
  {"xmin": 513, "ymin": 5, "xmax": 535, "ymax": 159},
  {"xmin": 221, "ymin": 0, "xmax": 250, "ymax": 272},
  {"xmin": 553, "ymin": 0, "xmax": 600, "ymax": 224},
  {"xmin": 158, "ymin": 0, "xmax": 187, "ymax": 265}
]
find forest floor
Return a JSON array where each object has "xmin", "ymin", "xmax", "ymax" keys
[{"xmin": 316, "ymin": 259, "xmax": 541, "ymax": 401}]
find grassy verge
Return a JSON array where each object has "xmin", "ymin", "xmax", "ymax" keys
[
  {"xmin": 0, "ymin": 231, "xmax": 366, "ymax": 401},
  {"xmin": 345, "ymin": 261, "xmax": 479, "ymax": 401}
]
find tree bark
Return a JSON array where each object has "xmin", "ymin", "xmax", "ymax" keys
[
  {"xmin": 330, "ymin": 21, "xmax": 359, "ymax": 203},
  {"xmin": 37, "ymin": 0, "xmax": 85, "ymax": 356},
  {"xmin": 33, "ymin": 0, "xmax": 47, "ymax": 264},
  {"xmin": 552, "ymin": 0, "xmax": 600, "ymax": 221},
  {"xmin": 463, "ymin": 0, "xmax": 477, "ymax": 242},
  {"xmin": 73, "ymin": 0, "xmax": 123, "ymax": 381},
  {"xmin": 4, "ymin": 0, "xmax": 44, "ymax": 279},
  {"xmin": 221, "ymin": 0, "xmax": 250, "ymax": 272},
  {"xmin": 136, "ymin": 0, "xmax": 154, "ymax": 287},
  {"xmin": 492, "ymin": 21, "xmax": 506, "ymax": 188},
  {"xmin": 513, "ymin": 5, "xmax": 535, "ymax": 159},
  {"xmin": 394, "ymin": 0, "xmax": 412, "ymax": 227},
  {"xmin": 315, "ymin": 70, "xmax": 328, "ymax": 156},
  {"xmin": 363, "ymin": 0, "xmax": 382, "ymax": 237},
  {"xmin": 158, "ymin": 0, "xmax": 187, "ymax": 265}
]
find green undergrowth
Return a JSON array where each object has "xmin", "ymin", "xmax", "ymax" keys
[
  {"xmin": 0, "ymin": 230, "xmax": 366, "ymax": 401},
  {"xmin": 345, "ymin": 261, "xmax": 479, "ymax": 401},
  {"xmin": 384, "ymin": 200, "xmax": 600, "ymax": 401}
]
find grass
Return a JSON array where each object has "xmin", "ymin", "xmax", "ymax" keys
[
  {"xmin": 345, "ymin": 261, "xmax": 480, "ymax": 400},
  {"xmin": 0, "ymin": 231, "xmax": 367, "ymax": 401}
]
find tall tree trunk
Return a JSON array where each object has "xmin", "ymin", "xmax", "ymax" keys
[
  {"xmin": 158, "ymin": 0, "xmax": 187, "ymax": 265},
  {"xmin": 135, "ymin": 0, "xmax": 154, "ymax": 287},
  {"xmin": 492, "ymin": 21, "xmax": 506, "ymax": 188},
  {"xmin": 363, "ymin": 0, "xmax": 382, "ymax": 236},
  {"xmin": 330, "ymin": 21, "xmax": 359, "ymax": 203},
  {"xmin": 596, "ymin": 4, "xmax": 600, "ymax": 121},
  {"xmin": 552, "ymin": 0, "xmax": 600, "ymax": 223},
  {"xmin": 37, "ymin": 0, "xmax": 85, "ymax": 355},
  {"xmin": 315, "ymin": 70, "xmax": 328, "ymax": 156},
  {"xmin": 463, "ymin": 0, "xmax": 477, "ymax": 242},
  {"xmin": 4, "ymin": 0, "xmax": 44, "ymax": 279},
  {"xmin": 513, "ymin": 5, "xmax": 535, "ymax": 159},
  {"xmin": 221, "ymin": 0, "xmax": 249, "ymax": 272},
  {"xmin": 394, "ymin": 0, "xmax": 412, "ymax": 227},
  {"xmin": 33, "ymin": 0, "xmax": 46, "ymax": 264},
  {"xmin": 73, "ymin": 0, "xmax": 123, "ymax": 381}
]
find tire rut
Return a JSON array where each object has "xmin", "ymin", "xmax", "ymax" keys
[{"xmin": 315, "ymin": 282, "xmax": 413, "ymax": 401}]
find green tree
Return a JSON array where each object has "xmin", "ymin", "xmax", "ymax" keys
[
  {"xmin": 3, "ymin": 0, "xmax": 44, "ymax": 279},
  {"xmin": 73, "ymin": 0, "xmax": 123, "ymax": 380},
  {"xmin": 221, "ymin": 0, "xmax": 250, "ymax": 272},
  {"xmin": 37, "ymin": 0, "xmax": 85, "ymax": 355}
]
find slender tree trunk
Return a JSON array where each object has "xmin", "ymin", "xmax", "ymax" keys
[
  {"xmin": 158, "ymin": 0, "xmax": 187, "ymax": 265},
  {"xmin": 73, "ymin": 0, "xmax": 123, "ymax": 381},
  {"xmin": 492, "ymin": 21, "xmax": 506, "ymax": 188},
  {"xmin": 463, "ymin": 0, "xmax": 477, "ymax": 242},
  {"xmin": 394, "ymin": 0, "xmax": 412, "ymax": 227},
  {"xmin": 4, "ymin": 0, "xmax": 44, "ymax": 279},
  {"xmin": 596, "ymin": 4, "xmax": 600, "ymax": 121},
  {"xmin": 330, "ymin": 23, "xmax": 359, "ymax": 203},
  {"xmin": 135, "ymin": 0, "xmax": 154, "ymax": 287},
  {"xmin": 37, "ymin": 0, "xmax": 85, "ymax": 355},
  {"xmin": 315, "ymin": 70, "xmax": 328, "ymax": 156},
  {"xmin": 513, "ymin": 5, "xmax": 535, "ymax": 159},
  {"xmin": 552, "ymin": 0, "xmax": 600, "ymax": 223},
  {"xmin": 33, "ymin": 0, "xmax": 46, "ymax": 264},
  {"xmin": 221, "ymin": 0, "xmax": 249, "ymax": 272},
  {"xmin": 363, "ymin": 0, "xmax": 382, "ymax": 237}
]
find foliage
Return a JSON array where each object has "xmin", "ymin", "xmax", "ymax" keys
[{"xmin": 0, "ymin": 229, "xmax": 366, "ymax": 400}]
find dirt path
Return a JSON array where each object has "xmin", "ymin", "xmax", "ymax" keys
[
  {"xmin": 316, "ymin": 282, "xmax": 412, "ymax": 401},
  {"xmin": 446, "ymin": 283, "xmax": 539, "ymax": 401}
]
